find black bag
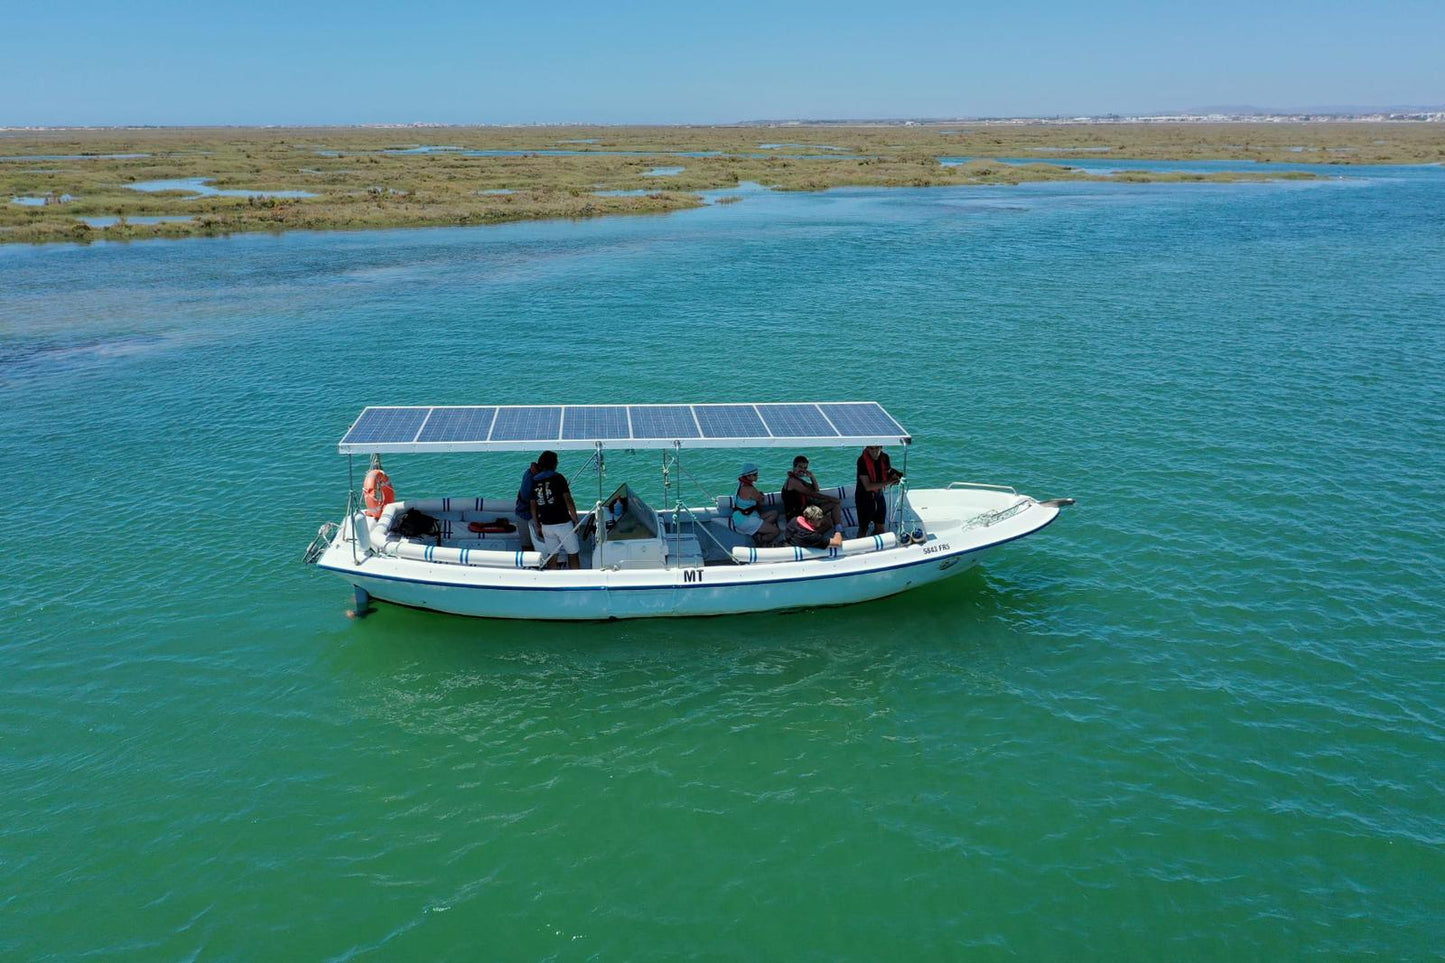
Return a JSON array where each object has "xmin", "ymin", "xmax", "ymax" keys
[{"xmin": 394, "ymin": 508, "xmax": 442, "ymax": 539}]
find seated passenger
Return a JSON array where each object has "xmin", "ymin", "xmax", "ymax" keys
[
  {"xmin": 732, "ymin": 463, "xmax": 781, "ymax": 546},
  {"xmin": 786, "ymin": 504, "xmax": 844, "ymax": 550},
  {"xmin": 781, "ymin": 455, "xmax": 843, "ymax": 527}
]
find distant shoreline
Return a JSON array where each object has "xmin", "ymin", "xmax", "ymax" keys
[
  {"xmin": 6, "ymin": 109, "xmax": 1445, "ymax": 132},
  {"xmin": 4, "ymin": 123, "xmax": 1441, "ymax": 246}
]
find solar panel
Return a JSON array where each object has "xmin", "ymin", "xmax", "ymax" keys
[
  {"xmin": 695, "ymin": 404, "xmax": 768, "ymax": 438},
  {"xmin": 757, "ymin": 403, "xmax": 838, "ymax": 438},
  {"xmin": 490, "ymin": 406, "xmax": 562, "ymax": 442},
  {"xmin": 342, "ymin": 407, "xmax": 430, "ymax": 445},
  {"xmin": 339, "ymin": 401, "xmax": 907, "ymax": 452},
  {"xmin": 562, "ymin": 406, "xmax": 630, "ymax": 440},
  {"xmin": 628, "ymin": 405, "xmax": 699, "ymax": 438},
  {"xmin": 417, "ymin": 406, "xmax": 497, "ymax": 443},
  {"xmin": 818, "ymin": 402, "xmax": 905, "ymax": 438}
]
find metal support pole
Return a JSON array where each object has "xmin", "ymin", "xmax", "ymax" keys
[
  {"xmin": 672, "ymin": 441, "xmax": 682, "ymax": 561},
  {"xmin": 896, "ymin": 445, "xmax": 909, "ymax": 535},
  {"xmin": 596, "ymin": 442, "xmax": 605, "ymax": 503}
]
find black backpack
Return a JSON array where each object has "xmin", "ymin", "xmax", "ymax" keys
[{"xmin": 394, "ymin": 508, "xmax": 442, "ymax": 540}]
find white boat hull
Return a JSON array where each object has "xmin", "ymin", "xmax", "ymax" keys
[{"xmin": 315, "ymin": 487, "xmax": 1063, "ymax": 620}]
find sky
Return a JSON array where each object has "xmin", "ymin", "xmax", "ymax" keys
[{"xmin": 2, "ymin": 0, "xmax": 1442, "ymax": 125}]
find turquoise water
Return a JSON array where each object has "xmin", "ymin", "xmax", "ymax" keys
[{"xmin": 3, "ymin": 169, "xmax": 1443, "ymax": 959}]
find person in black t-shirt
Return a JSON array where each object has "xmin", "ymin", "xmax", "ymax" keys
[
  {"xmin": 528, "ymin": 450, "xmax": 581, "ymax": 569},
  {"xmin": 855, "ymin": 445, "xmax": 901, "ymax": 538}
]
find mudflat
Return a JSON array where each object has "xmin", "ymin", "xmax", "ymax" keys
[{"xmin": 2, "ymin": 123, "xmax": 1440, "ymax": 244}]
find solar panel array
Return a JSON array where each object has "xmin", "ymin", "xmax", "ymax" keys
[{"xmin": 340, "ymin": 403, "xmax": 908, "ymax": 452}]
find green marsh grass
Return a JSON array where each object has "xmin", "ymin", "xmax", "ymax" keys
[{"xmin": 3, "ymin": 123, "xmax": 1440, "ymax": 245}]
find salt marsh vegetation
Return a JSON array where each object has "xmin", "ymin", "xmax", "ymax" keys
[{"xmin": 1, "ymin": 123, "xmax": 1439, "ymax": 244}]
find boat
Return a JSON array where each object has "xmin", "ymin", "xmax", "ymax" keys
[{"xmin": 303, "ymin": 402, "xmax": 1073, "ymax": 620}]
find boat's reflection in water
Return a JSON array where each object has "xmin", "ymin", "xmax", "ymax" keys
[{"xmin": 327, "ymin": 565, "xmax": 1063, "ymax": 739}]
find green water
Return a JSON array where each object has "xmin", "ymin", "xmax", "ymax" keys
[{"xmin": 3, "ymin": 170, "xmax": 1443, "ymax": 959}]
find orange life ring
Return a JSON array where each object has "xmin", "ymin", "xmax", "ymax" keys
[{"xmin": 363, "ymin": 469, "xmax": 395, "ymax": 519}]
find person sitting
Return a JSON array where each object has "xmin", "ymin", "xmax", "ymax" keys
[
  {"xmin": 781, "ymin": 454, "xmax": 843, "ymax": 528},
  {"xmin": 528, "ymin": 450, "xmax": 582, "ymax": 569},
  {"xmin": 786, "ymin": 504, "xmax": 844, "ymax": 550},
  {"xmin": 732, "ymin": 463, "xmax": 781, "ymax": 546},
  {"xmin": 855, "ymin": 445, "xmax": 902, "ymax": 538}
]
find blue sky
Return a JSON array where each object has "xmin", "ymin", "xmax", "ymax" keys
[{"xmin": 3, "ymin": 0, "xmax": 1441, "ymax": 125}]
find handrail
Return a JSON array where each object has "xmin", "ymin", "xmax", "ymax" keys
[
  {"xmin": 303, "ymin": 521, "xmax": 340, "ymax": 565},
  {"xmin": 961, "ymin": 496, "xmax": 1034, "ymax": 529},
  {"xmin": 947, "ymin": 481, "xmax": 1018, "ymax": 495},
  {"xmin": 667, "ymin": 501, "xmax": 744, "ymax": 565},
  {"xmin": 346, "ymin": 489, "xmax": 362, "ymax": 564}
]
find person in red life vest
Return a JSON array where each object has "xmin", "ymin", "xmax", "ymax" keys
[
  {"xmin": 528, "ymin": 450, "xmax": 582, "ymax": 569},
  {"xmin": 781, "ymin": 454, "xmax": 843, "ymax": 527},
  {"xmin": 785, "ymin": 504, "xmax": 844, "ymax": 549},
  {"xmin": 855, "ymin": 445, "xmax": 902, "ymax": 538}
]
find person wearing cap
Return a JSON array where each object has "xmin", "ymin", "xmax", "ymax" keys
[
  {"xmin": 855, "ymin": 445, "xmax": 902, "ymax": 538},
  {"xmin": 782, "ymin": 454, "xmax": 843, "ymax": 527},
  {"xmin": 786, "ymin": 504, "xmax": 844, "ymax": 550},
  {"xmin": 731, "ymin": 463, "xmax": 781, "ymax": 546}
]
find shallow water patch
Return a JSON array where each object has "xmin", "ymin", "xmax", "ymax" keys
[
  {"xmin": 125, "ymin": 177, "xmax": 316, "ymax": 198},
  {"xmin": 759, "ymin": 143, "xmax": 853, "ymax": 152},
  {"xmin": 80, "ymin": 215, "xmax": 195, "ymax": 227},
  {"xmin": 643, "ymin": 166, "xmax": 684, "ymax": 177},
  {"xmin": 0, "ymin": 152, "xmax": 149, "ymax": 162}
]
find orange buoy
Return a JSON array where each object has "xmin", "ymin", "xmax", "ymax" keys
[{"xmin": 363, "ymin": 469, "xmax": 395, "ymax": 519}]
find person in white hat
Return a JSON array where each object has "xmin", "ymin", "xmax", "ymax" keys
[{"xmin": 731, "ymin": 463, "xmax": 780, "ymax": 545}]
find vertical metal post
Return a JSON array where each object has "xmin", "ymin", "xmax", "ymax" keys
[
  {"xmin": 895, "ymin": 442, "xmax": 907, "ymax": 532},
  {"xmin": 897, "ymin": 445, "xmax": 909, "ymax": 534},
  {"xmin": 672, "ymin": 441, "xmax": 682, "ymax": 563}
]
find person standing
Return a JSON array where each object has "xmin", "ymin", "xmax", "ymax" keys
[
  {"xmin": 515, "ymin": 457, "xmax": 542, "ymax": 550},
  {"xmin": 855, "ymin": 445, "xmax": 900, "ymax": 538},
  {"xmin": 529, "ymin": 450, "xmax": 581, "ymax": 569}
]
